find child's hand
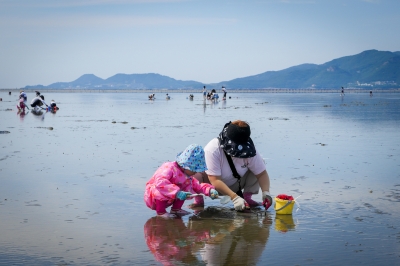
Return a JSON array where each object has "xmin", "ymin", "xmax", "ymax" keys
[
  {"xmin": 176, "ymin": 191, "xmax": 191, "ymax": 200},
  {"xmin": 209, "ymin": 189, "xmax": 219, "ymax": 199}
]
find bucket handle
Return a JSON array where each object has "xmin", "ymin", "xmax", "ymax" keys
[{"xmin": 275, "ymin": 200, "xmax": 293, "ymax": 212}]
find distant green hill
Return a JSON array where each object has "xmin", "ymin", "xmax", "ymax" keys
[
  {"xmin": 25, "ymin": 73, "xmax": 204, "ymax": 90},
  {"xmin": 25, "ymin": 50, "xmax": 400, "ymax": 90},
  {"xmin": 219, "ymin": 50, "xmax": 400, "ymax": 89},
  {"xmin": 104, "ymin": 73, "xmax": 204, "ymax": 89}
]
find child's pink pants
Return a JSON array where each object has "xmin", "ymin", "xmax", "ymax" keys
[{"xmin": 155, "ymin": 199, "xmax": 184, "ymax": 215}]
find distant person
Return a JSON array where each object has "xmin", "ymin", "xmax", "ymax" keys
[
  {"xmin": 30, "ymin": 94, "xmax": 49, "ymax": 109},
  {"xmin": 17, "ymin": 90, "xmax": 28, "ymax": 111},
  {"xmin": 370, "ymin": 90, "xmax": 373, "ymax": 96},
  {"xmin": 212, "ymin": 93, "xmax": 219, "ymax": 101},
  {"xmin": 148, "ymin": 93, "xmax": 155, "ymax": 100},
  {"xmin": 19, "ymin": 90, "xmax": 27, "ymax": 102},
  {"xmin": 40, "ymin": 95, "xmax": 49, "ymax": 108},
  {"xmin": 341, "ymin": 87, "xmax": 345, "ymax": 96},
  {"xmin": 144, "ymin": 144, "xmax": 218, "ymax": 218},
  {"xmin": 189, "ymin": 94, "xmax": 194, "ymax": 100},
  {"xmin": 222, "ymin": 86, "xmax": 227, "ymax": 99},
  {"xmin": 17, "ymin": 98, "xmax": 26, "ymax": 111},
  {"xmin": 202, "ymin": 86, "xmax": 207, "ymax": 99},
  {"xmin": 50, "ymin": 99, "xmax": 57, "ymax": 108},
  {"xmin": 209, "ymin": 89, "xmax": 218, "ymax": 101},
  {"xmin": 49, "ymin": 99, "xmax": 59, "ymax": 111},
  {"xmin": 166, "ymin": 93, "xmax": 170, "ymax": 100},
  {"xmin": 210, "ymin": 89, "xmax": 218, "ymax": 101}
]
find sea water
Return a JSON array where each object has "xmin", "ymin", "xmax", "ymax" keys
[{"xmin": 0, "ymin": 91, "xmax": 399, "ymax": 265}]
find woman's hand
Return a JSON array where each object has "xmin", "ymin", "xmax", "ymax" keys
[
  {"xmin": 262, "ymin": 191, "xmax": 273, "ymax": 210},
  {"xmin": 232, "ymin": 195, "xmax": 247, "ymax": 211}
]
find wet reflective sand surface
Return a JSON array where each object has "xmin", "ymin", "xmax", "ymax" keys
[{"xmin": 1, "ymin": 91, "xmax": 399, "ymax": 265}]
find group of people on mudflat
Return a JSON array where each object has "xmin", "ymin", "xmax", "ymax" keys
[
  {"xmin": 152, "ymin": 86, "xmax": 228, "ymax": 101},
  {"xmin": 203, "ymin": 86, "xmax": 227, "ymax": 101},
  {"xmin": 144, "ymin": 120, "xmax": 273, "ymax": 218},
  {"xmin": 17, "ymin": 90, "xmax": 58, "ymax": 113}
]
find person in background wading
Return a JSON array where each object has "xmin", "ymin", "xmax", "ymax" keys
[
  {"xmin": 30, "ymin": 94, "xmax": 49, "ymax": 109},
  {"xmin": 19, "ymin": 90, "xmax": 27, "ymax": 101},
  {"xmin": 49, "ymin": 99, "xmax": 60, "ymax": 111},
  {"xmin": 222, "ymin": 86, "xmax": 227, "ymax": 99},
  {"xmin": 191, "ymin": 120, "xmax": 273, "ymax": 211},
  {"xmin": 17, "ymin": 90, "xmax": 27, "ymax": 111}
]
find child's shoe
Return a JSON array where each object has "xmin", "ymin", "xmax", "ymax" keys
[
  {"xmin": 170, "ymin": 209, "xmax": 191, "ymax": 216},
  {"xmin": 188, "ymin": 195, "xmax": 204, "ymax": 208},
  {"xmin": 157, "ymin": 213, "xmax": 177, "ymax": 219},
  {"xmin": 243, "ymin": 192, "xmax": 261, "ymax": 207}
]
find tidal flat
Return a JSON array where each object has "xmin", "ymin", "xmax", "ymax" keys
[{"xmin": 1, "ymin": 91, "xmax": 399, "ymax": 265}]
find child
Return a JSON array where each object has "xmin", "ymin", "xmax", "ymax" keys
[
  {"xmin": 17, "ymin": 98, "xmax": 26, "ymax": 112},
  {"xmin": 17, "ymin": 90, "xmax": 28, "ymax": 111},
  {"xmin": 49, "ymin": 100, "xmax": 59, "ymax": 111},
  {"xmin": 19, "ymin": 90, "xmax": 27, "ymax": 102},
  {"xmin": 144, "ymin": 144, "xmax": 219, "ymax": 218}
]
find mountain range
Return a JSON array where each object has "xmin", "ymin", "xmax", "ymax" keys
[{"xmin": 25, "ymin": 49, "xmax": 400, "ymax": 90}]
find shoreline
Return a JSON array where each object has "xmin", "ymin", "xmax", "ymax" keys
[{"xmin": 1, "ymin": 88, "xmax": 400, "ymax": 93}]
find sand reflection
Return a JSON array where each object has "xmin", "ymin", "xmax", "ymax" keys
[
  {"xmin": 144, "ymin": 207, "xmax": 273, "ymax": 265},
  {"xmin": 274, "ymin": 214, "xmax": 296, "ymax": 233}
]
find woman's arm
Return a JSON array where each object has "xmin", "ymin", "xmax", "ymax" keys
[
  {"xmin": 207, "ymin": 175, "xmax": 237, "ymax": 200},
  {"xmin": 255, "ymin": 170, "xmax": 270, "ymax": 192},
  {"xmin": 41, "ymin": 100, "xmax": 49, "ymax": 107}
]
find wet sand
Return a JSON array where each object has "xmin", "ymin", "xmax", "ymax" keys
[{"xmin": 0, "ymin": 92, "xmax": 399, "ymax": 265}]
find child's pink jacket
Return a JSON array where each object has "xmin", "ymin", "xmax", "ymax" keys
[{"xmin": 144, "ymin": 161, "xmax": 214, "ymax": 210}]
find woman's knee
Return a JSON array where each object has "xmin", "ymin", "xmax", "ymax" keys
[{"xmin": 242, "ymin": 171, "xmax": 260, "ymax": 193}]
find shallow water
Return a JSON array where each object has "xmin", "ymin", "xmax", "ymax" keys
[{"xmin": 1, "ymin": 91, "xmax": 399, "ymax": 265}]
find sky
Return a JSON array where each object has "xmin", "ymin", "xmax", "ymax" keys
[{"xmin": 0, "ymin": 0, "xmax": 399, "ymax": 88}]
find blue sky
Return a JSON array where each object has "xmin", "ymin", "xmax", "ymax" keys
[{"xmin": 0, "ymin": 0, "xmax": 399, "ymax": 88}]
